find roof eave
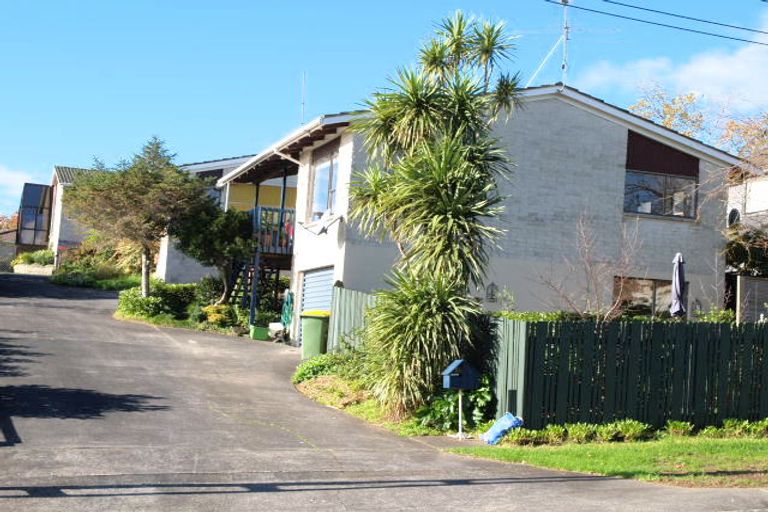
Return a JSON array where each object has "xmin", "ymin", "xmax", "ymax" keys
[{"xmin": 216, "ymin": 113, "xmax": 353, "ymax": 188}]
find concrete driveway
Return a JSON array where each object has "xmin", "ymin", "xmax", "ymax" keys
[{"xmin": 0, "ymin": 274, "xmax": 766, "ymax": 511}]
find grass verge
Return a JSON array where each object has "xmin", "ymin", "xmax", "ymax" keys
[
  {"xmin": 51, "ymin": 273, "xmax": 141, "ymax": 291},
  {"xmin": 449, "ymin": 437, "xmax": 768, "ymax": 487},
  {"xmin": 113, "ymin": 311, "xmax": 247, "ymax": 336},
  {"xmin": 295, "ymin": 375, "xmax": 443, "ymax": 437}
]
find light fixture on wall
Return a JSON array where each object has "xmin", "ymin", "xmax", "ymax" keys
[{"xmin": 485, "ymin": 282, "xmax": 498, "ymax": 303}]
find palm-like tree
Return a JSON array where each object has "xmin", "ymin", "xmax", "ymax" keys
[
  {"xmin": 472, "ymin": 20, "xmax": 515, "ymax": 92},
  {"xmin": 350, "ymin": 11, "xmax": 521, "ymax": 415}
]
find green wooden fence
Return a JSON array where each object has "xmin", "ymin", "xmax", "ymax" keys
[
  {"xmin": 327, "ymin": 286, "xmax": 376, "ymax": 351},
  {"xmin": 496, "ymin": 319, "xmax": 768, "ymax": 428}
]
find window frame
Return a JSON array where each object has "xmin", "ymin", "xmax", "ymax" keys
[
  {"xmin": 623, "ymin": 169, "xmax": 698, "ymax": 219},
  {"xmin": 307, "ymin": 140, "xmax": 340, "ymax": 222},
  {"xmin": 614, "ymin": 276, "xmax": 683, "ymax": 317}
]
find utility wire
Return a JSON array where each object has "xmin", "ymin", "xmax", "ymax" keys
[
  {"xmin": 602, "ymin": 0, "xmax": 768, "ymax": 36},
  {"xmin": 544, "ymin": 0, "xmax": 768, "ymax": 47}
]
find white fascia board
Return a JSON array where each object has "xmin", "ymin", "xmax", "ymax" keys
[
  {"xmin": 519, "ymin": 86, "xmax": 740, "ymax": 168},
  {"xmin": 216, "ymin": 113, "xmax": 353, "ymax": 188}
]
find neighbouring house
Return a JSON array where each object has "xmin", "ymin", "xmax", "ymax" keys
[
  {"xmin": 216, "ymin": 85, "xmax": 740, "ymax": 342},
  {"xmin": 14, "ymin": 166, "xmax": 96, "ymax": 264},
  {"xmin": 49, "ymin": 166, "xmax": 96, "ymax": 262},
  {"xmin": 726, "ymin": 173, "xmax": 768, "ymax": 321},
  {"xmin": 15, "ymin": 182, "xmax": 52, "ymax": 255},
  {"xmin": 155, "ymin": 154, "xmax": 298, "ymax": 283}
]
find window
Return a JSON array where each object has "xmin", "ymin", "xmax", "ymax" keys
[
  {"xmin": 16, "ymin": 183, "xmax": 51, "ymax": 246},
  {"xmin": 309, "ymin": 141, "xmax": 339, "ymax": 221},
  {"xmin": 623, "ymin": 170, "xmax": 695, "ymax": 218},
  {"xmin": 614, "ymin": 277, "xmax": 675, "ymax": 317}
]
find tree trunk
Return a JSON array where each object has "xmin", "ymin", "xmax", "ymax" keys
[
  {"xmin": 216, "ymin": 265, "xmax": 232, "ymax": 305},
  {"xmin": 141, "ymin": 246, "xmax": 151, "ymax": 298}
]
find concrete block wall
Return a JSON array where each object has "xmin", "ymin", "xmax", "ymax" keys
[{"xmin": 328, "ymin": 96, "xmax": 729, "ymax": 313}]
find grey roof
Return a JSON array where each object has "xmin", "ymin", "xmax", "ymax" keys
[{"xmin": 54, "ymin": 166, "xmax": 95, "ymax": 185}]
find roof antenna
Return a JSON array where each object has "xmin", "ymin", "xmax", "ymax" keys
[
  {"xmin": 525, "ymin": 0, "xmax": 571, "ymax": 88},
  {"xmin": 301, "ymin": 71, "xmax": 307, "ymax": 125},
  {"xmin": 561, "ymin": 0, "xmax": 570, "ymax": 88}
]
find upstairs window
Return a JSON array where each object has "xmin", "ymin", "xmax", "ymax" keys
[
  {"xmin": 623, "ymin": 171, "xmax": 695, "ymax": 218},
  {"xmin": 309, "ymin": 140, "xmax": 339, "ymax": 222},
  {"xmin": 624, "ymin": 131, "xmax": 699, "ymax": 219}
]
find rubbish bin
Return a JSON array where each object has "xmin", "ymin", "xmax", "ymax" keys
[{"xmin": 300, "ymin": 310, "xmax": 330, "ymax": 359}]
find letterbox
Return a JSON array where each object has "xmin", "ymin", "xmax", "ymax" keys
[{"xmin": 442, "ymin": 359, "xmax": 480, "ymax": 390}]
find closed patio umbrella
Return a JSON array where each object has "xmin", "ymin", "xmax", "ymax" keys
[{"xmin": 670, "ymin": 252, "xmax": 686, "ymax": 318}]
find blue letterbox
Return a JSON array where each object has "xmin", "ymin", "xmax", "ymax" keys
[{"xmin": 442, "ymin": 359, "xmax": 480, "ymax": 390}]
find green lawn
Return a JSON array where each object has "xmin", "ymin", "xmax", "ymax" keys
[{"xmin": 450, "ymin": 437, "xmax": 768, "ymax": 487}]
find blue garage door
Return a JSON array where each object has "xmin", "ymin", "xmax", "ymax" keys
[
  {"xmin": 301, "ymin": 267, "xmax": 334, "ymax": 312},
  {"xmin": 299, "ymin": 267, "xmax": 334, "ymax": 344}
]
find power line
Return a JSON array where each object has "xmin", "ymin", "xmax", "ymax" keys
[
  {"xmin": 603, "ymin": 0, "xmax": 768, "ymax": 36},
  {"xmin": 544, "ymin": 0, "xmax": 768, "ymax": 47}
]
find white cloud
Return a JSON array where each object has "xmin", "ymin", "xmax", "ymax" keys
[
  {"xmin": 575, "ymin": 13, "xmax": 768, "ymax": 112},
  {"xmin": 0, "ymin": 165, "xmax": 34, "ymax": 214}
]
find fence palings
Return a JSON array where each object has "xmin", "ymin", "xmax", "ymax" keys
[{"xmin": 496, "ymin": 319, "xmax": 768, "ymax": 428}]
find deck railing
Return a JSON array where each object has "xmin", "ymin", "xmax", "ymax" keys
[{"xmin": 252, "ymin": 206, "xmax": 295, "ymax": 255}]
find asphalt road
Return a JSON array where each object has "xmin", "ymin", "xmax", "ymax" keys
[{"xmin": 0, "ymin": 273, "xmax": 767, "ymax": 511}]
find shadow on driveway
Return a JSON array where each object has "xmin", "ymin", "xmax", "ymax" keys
[
  {"xmin": 0, "ymin": 386, "xmax": 168, "ymax": 447},
  {"xmin": 0, "ymin": 339, "xmax": 47, "ymax": 378},
  {"xmin": 0, "ymin": 474, "xmax": 610, "ymax": 499}
]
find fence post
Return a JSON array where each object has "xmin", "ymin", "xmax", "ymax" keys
[{"xmin": 515, "ymin": 321, "xmax": 528, "ymax": 420}]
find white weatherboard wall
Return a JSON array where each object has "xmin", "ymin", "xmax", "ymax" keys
[{"xmin": 290, "ymin": 133, "xmax": 349, "ymax": 337}]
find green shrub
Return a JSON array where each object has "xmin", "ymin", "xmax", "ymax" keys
[
  {"xmin": 505, "ymin": 428, "xmax": 545, "ymax": 446},
  {"xmin": 12, "ymin": 249, "xmax": 54, "ymax": 266},
  {"xmin": 595, "ymin": 422, "xmax": 621, "ymax": 442},
  {"xmin": 542, "ymin": 424, "xmax": 567, "ymax": 444},
  {"xmin": 565, "ymin": 423, "xmax": 596, "ymax": 443},
  {"xmin": 693, "ymin": 307, "xmax": 736, "ymax": 324},
  {"xmin": 614, "ymin": 419, "xmax": 652, "ymax": 441},
  {"xmin": 496, "ymin": 311, "xmax": 587, "ymax": 322},
  {"xmin": 292, "ymin": 353, "xmax": 350, "ymax": 384},
  {"xmin": 201, "ymin": 304, "xmax": 237, "ymax": 327},
  {"xmin": 665, "ymin": 420, "xmax": 694, "ymax": 436},
  {"xmin": 117, "ymin": 288, "xmax": 166, "ymax": 317},
  {"xmin": 415, "ymin": 375, "xmax": 495, "ymax": 432},
  {"xmin": 51, "ymin": 271, "xmax": 139, "ymax": 290},
  {"xmin": 747, "ymin": 418, "xmax": 768, "ymax": 438},
  {"xmin": 196, "ymin": 276, "xmax": 224, "ymax": 305},
  {"xmin": 698, "ymin": 426, "xmax": 726, "ymax": 438},
  {"xmin": 152, "ymin": 281, "xmax": 197, "ymax": 318},
  {"xmin": 254, "ymin": 310, "xmax": 280, "ymax": 326},
  {"xmin": 723, "ymin": 418, "xmax": 751, "ymax": 437}
]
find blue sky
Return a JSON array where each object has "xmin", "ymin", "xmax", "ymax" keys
[{"xmin": 1, "ymin": 0, "xmax": 767, "ymax": 214}]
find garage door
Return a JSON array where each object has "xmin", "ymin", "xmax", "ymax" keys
[
  {"xmin": 301, "ymin": 267, "xmax": 334, "ymax": 312},
  {"xmin": 299, "ymin": 267, "xmax": 334, "ymax": 344}
]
